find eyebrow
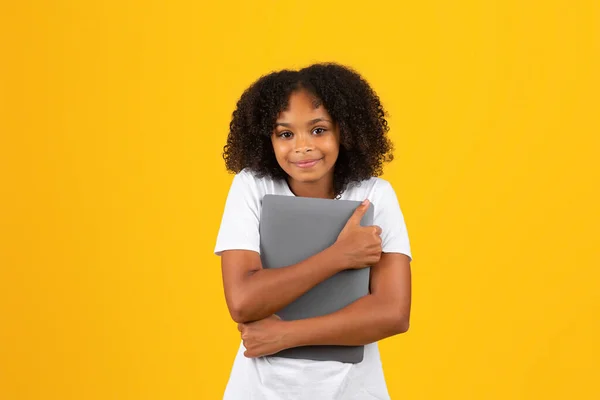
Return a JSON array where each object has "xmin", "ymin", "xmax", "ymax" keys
[{"xmin": 275, "ymin": 118, "xmax": 332, "ymax": 128}]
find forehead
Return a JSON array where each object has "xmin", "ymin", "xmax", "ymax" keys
[{"xmin": 277, "ymin": 90, "xmax": 331, "ymax": 121}]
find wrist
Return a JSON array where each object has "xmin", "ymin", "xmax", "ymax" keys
[
  {"xmin": 325, "ymin": 242, "xmax": 350, "ymax": 272},
  {"xmin": 279, "ymin": 320, "xmax": 301, "ymax": 350}
]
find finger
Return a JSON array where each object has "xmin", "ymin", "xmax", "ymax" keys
[
  {"xmin": 348, "ymin": 199, "xmax": 370, "ymax": 225},
  {"xmin": 372, "ymin": 225, "xmax": 382, "ymax": 236},
  {"xmin": 244, "ymin": 347, "xmax": 256, "ymax": 358},
  {"xmin": 370, "ymin": 254, "xmax": 382, "ymax": 265}
]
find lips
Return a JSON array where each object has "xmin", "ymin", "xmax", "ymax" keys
[{"xmin": 293, "ymin": 158, "xmax": 322, "ymax": 168}]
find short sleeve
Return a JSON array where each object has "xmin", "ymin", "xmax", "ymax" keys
[
  {"xmin": 214, "ymin": 171, "xmax": 261, "ymax": 256},
  {"xmin": 373, "ymin": 180, "xmax": 413, "ymax": 261}
]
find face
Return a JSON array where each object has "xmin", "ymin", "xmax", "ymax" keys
[{"xmin": 271, "ymin": 90, "xmax": 340, "ymax": 191}]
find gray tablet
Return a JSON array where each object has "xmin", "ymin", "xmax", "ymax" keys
[{"xmin": 259, "ymin": 194, "xmax": 374, "ymax": 364}]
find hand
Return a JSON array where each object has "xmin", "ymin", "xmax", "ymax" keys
[
  {"xmin": 334, "ymin": 199, "xmax": 382, "ymax": 269},
  {"xmin": 238, "ymin": 314, "xmax": 290, "ymax": 358}
]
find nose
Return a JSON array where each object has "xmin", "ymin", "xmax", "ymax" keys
[{"xmin": 294, "ymin": 132, "xmax": 314, "ymax": 153}]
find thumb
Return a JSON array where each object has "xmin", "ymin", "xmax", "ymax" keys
[{"xmin": 348, "ymin": 199, "xmax": 370, "ymax": 225}]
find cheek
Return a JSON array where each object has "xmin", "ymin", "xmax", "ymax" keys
[
  {"xmin": 322, "ymin": 137, "xmax": 340, "ymax": 158},
  {"xmin": 270, "ymin": 140, "xmax": 282, "ymax": 156},
  {"xmin": 271, "ymin": 141, "xmax": 290, "ymax": 163}
]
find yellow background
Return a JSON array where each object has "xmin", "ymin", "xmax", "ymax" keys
[{"xmin": 1, "ymin": 0, "xmax": 599, "ymax": 399}]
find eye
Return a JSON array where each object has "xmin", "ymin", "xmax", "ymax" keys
[
  {"xmin": 312, "ymin": 127, "xmax": 327, "ymax": 135},
  {"xmin": 278, "ymin": 131, "xmax": 293, "ymax": 139}
]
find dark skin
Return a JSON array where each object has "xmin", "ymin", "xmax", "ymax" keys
[
  {"xmin": 271, "ymin": 90, "xmax": 340, "ymax": 199},
  {"xmin": 221, "ymin": 90, "xmax": 412, "ymax": 358}
]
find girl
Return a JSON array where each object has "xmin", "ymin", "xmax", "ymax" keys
[{"xmin": 214, "ymin": 63, "xmax": 413, "ymax": 399}]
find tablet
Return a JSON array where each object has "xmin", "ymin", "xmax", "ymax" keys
[{"xmin": 259, "ymin": 194, "xmax": 375, "ymax": 363}]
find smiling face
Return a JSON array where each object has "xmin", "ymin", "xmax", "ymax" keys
[{"xmin": 271, "ymin": 90, "xmax": 340, "ymax": 198}]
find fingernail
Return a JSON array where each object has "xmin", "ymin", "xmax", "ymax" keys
[{"xmin": 362, "ymin": 199, "xmax": 369, "ymax": 206}]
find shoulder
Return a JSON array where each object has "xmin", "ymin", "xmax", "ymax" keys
[
  {"xmin": 232, "ymin": 168, "xmax": 270, "ymax": 190},
  {"xmin": 344, "ymin": 176, "xmax": 396, "ymax": 201},
  {"xmin": 231, "ymin": 168, "xmax": 288, "ymax": 198},
  {"xmin": 235, "ymin": 167, "xmax": 260, "ymax": 183},
  {"xmin": 370, "ymin": 176, "xmax": 394, "ymax": 193},
  {"xmin": 236, "ymin": 168, "xmax": 278, "ymax": 184}
]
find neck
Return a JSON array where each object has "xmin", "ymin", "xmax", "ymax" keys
[{"xmin": 287, "ymin": 174, "xmax": 336, "ymax": 199}]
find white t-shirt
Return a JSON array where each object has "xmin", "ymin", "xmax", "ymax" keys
[{"xmin": 214, "ymin": 168, "xmax": 412, "ymax": 400}]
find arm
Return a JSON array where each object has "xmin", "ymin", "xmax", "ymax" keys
[
  {"xmin": 282, "ymin": 253, "xmax": 411, "ymax": 347},
  {"xmin": 238, "ymin": 180, "xmax": 413, "ymax": 356},
  {"xmin": 222, "ymin": 199, "xmax": 378, "ymax": 324},
  {"xmin": 221, "ymin": 245, "xmax": 346, "ymax": 324},
  {"xmin": 217, "ymin": 172, "xmax": 348, "ymax": 324},
  {"xmin": 239, "ymin": 253, "xmax": 411, "ymax": 357}
]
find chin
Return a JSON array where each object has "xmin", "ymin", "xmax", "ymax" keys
[
  {"xmin": 294, "ymin": 176, "xmax": 321, "ymax": 183},
  {"xmin": 287, "ymin": 167, "xmax": 330, "ymax": 182}
]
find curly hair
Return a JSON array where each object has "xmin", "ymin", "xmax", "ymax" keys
[{"xmin": 222, "ymin": 62, "xmax": 394, "ymax": 198}]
